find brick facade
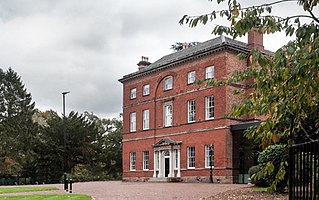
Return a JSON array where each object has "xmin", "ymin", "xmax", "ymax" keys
[{"xmin": 119, "ymin": 34, "xmax": 264, "ymax": 183}]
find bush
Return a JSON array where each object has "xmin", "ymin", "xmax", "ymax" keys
[
  {"xmin": 248, "ymin": 165, "xmax": 268, "ymax": 187},
  {"xmin": 254, "ymin": 144, "xmax": 289, "ymax": 192}
]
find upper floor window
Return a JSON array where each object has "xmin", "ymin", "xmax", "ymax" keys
[
  {"xmin": 164, "ymin": 76, "xmax": 173, "ymax": 91},
  {"xmin": 130, "ymin": 88, "xmax": 136, "ymax": 99},
  {"xmin": 143, "ymin": 151, "xmax": 149, "ymax": 170},
  {"xmin": 205, "ymin": 145, "xmax": 214, "ymax": 168},
  {"xmin": 143, "ymin": 84, "xmax": 150, "ymax": 96},
  {"xmin": 130, "ymin": 152, "xmax": 136, "ymax": 171},
  {"xmin": 205, "ymin": 96, "xmax": 214, "ymax": 120},
  {"xmin": 130, "ymin": 112, "xmax": 136, "ymax": 132},
  {"xmin": 143, "ymin": 109, "xmax": 149, "ymax": 130},
  {"xmin": 205, "ymin": 66, "xmax": 214, "ymax": 79},
  {"xmin": 188, "ymin": 146, "xmax": 195, "ymax": 169},
  {"xmin": 187, "ymin": 71, "xmax": 196, "ymax": 84},
  {"xmin": 164, "ymin": 102, "xmax": 173, "ymax": 127},
  {"xmin": 188, "ymin": 100, "xmax": 196, "ymax": 123}
]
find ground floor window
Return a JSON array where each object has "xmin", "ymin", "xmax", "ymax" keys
[
  {"xmin": 187, "ymin": 146, "xmax": 195, "ymax": 169},
  {"xmin": 130, "ymin": 152, "xmax": 136, "ymax": 171},
  {"xmin": 143, "ymin": 151, "xmax": 149, "ymax": 170},
  {"xmin": 174, "ymin": 149, "xmax": 178, "ymax": 169},
  {"xmin": 205, "ymin": 145, "xmax": 214, "ymax": 168}
]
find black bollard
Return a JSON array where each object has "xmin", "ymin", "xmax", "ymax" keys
[{"xmin": 69, "ymin": 179, "xmax": 73, "ymax": 193}]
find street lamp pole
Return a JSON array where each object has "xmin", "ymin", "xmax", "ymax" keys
[{"xmin": 62, "ymin": 91, "xmax": 70, "ymax": 192}]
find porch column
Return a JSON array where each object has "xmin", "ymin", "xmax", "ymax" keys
[
  {"xmin": 177, "ymin": 149, "xmax": 181, "ymax": 177},
  {"xmin": 153, "ymin": 151, "xmax": 157, "ymax": 177},
  {"xmin": 158, "ymin": 151, "xmax": 163, "ymax": 177},
  {"xmin": 168, "ymin": 149, "xmax": 173, "ymax": 177}
]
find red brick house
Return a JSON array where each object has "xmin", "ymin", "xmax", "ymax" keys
[{"xmin": 119, "ymin": 32, "xmax": 267, "ymax": 183}]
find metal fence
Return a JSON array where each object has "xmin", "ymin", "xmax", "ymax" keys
[{"xmin": 289, "ymin": 139, "xmax": 319, "ymax": 200}]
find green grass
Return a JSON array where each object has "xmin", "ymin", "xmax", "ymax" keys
[
  {"xmin": 252, "ymin": 187, "xmax": 270, "ymax": 193},
  {"xmin": 0, "ymin": 187, "xmax": 58, "ymax": 194},
  {"xmin": 0, "ymin": 194, "xmax": 91, "ymax": 200}
]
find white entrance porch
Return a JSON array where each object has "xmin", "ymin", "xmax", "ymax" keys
[{"xmin": 152, "ymin": 138, "xmax": 181, "ymax": 178}]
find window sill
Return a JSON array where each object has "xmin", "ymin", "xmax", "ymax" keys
[
  {"xmin": 205, "ymin": 166, "xmax": 215, "ymax": 169},
  {"xmin": 130, "ymin": 169, "xmax": 136, "ymax": 172},
  {"xmin": 142, "ymin": 94, "xmax": 150, "ymax": 97},
  {"xmin": 205, "ymin": 117, "xmax": 215, "ymax": 121},
  {"xmin": 188, "ymin": 120, "xmax": 195, "ymax": 124},
  {"xmin": 143, "ymin": 169, "xmax": 149, "ymax": 171},
  {"xmin": 164, "ymin": 88, "xmax": 172, "ymax": 91},
  {"xmin": 187, "ymin": 167, "xmax": 195, "ymax": 170}
]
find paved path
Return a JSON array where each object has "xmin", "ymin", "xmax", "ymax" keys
[{"xmin": 0, "ymin": 181, "xmax": 251, "ymax": 200}]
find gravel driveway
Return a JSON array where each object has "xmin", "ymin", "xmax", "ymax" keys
[{"xmin": 0, "ymin": 181, "xmax": 251, "ymax": 200}]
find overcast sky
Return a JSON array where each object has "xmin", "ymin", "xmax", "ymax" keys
[{"xmin": 0, "ymin": 0, "xmax": 314, "ymax": 118}]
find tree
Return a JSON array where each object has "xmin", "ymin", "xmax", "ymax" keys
[
  {"xmin": 180, "ymin": 0, "xmax": 318, "ymax": 192},
  {"xmin": 180, "ymin": 0, "xmax": 319, "ymax": 145},
  {"xmin": 83, "ymin": 112, "xmax": 122, "ymax": 179},
  {"xmin": 0, "ymin": 68, "xmax": 37, "ymax": 176},
  {"xmin": 170, "ymin": 42, "xmax": 199, "ymax": 52},
  {"xmin": 34, "ymin": 111, "xmax": 99, "ymax": 183}
]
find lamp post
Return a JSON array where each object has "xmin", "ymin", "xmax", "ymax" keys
[
  {"xmin": 209, "ymin": 144, "xmax": 214, "ymax": 183},
  {"xmin": 62, "ymin": 91, "xmax": 70, "ymax": 192}
]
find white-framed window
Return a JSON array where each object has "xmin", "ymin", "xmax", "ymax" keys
[
  {"xmin": 143, "ymin": 151, "xmax": 149, "ymax": 170},
  {"xmin": 205, "ymin": 145, "xmax": 214, "ymax": 168},
  {"xmin": 155, "ymin": 151, "xmax": 159, "ymax": 170},
  {"xmin": 143, "ymin": 84, "xmax": 150, "ymax": 96},
  {"xmin": 163, "ymin": 102, "xmax": 173, "ymax": 127},
  {"xmin": 205, "ymin": 66, "xmax": 214, "ymax": 79},
  {"xmin": 130, "ymin": 88, "xmax": 136, "ymax": 99},
  {"xmin": 187, "ymin": 146, "xmax": 195, "ymax": 169},
  {"xmin": 174, "ymin": 149, "xmax": 178, "ymax": 169},
  {"xmin": 142, "ymin": 109, "xmax": 149, "ymax": 130},
  {"xmin": 205, "ymin": 96, "xmax": 214, "ymax": 120},
  {"xmin": 130, "ymin": 112, "xmax": 136, "ymax": 132},
  {"xmin": 187, "ymin": 71, "xmax": 196, "ymax": 84},
  {"xmin": 130, "ymin": 152, "xmax": 136, "ymax": 171},
  {"xmin": 164, "ymin": 76, "xmax": 173, "ymax": 91},
  {"xmin": 188, "ymin": 100, "xmax": 196, "ymax": 123}
]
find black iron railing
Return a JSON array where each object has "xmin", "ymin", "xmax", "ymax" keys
[{"xmin": 289, "ymin": 139, "xmax": 319, "ymax": 200}]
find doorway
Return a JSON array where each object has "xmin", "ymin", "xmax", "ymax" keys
[{"xmin": 165, "ymin": 157, "xmax": 169, "ymax": 177}]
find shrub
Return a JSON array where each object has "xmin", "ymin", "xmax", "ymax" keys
[
  {"xmin": 248, "ymin": 165, "xmax": 268, "ymax": 187},
  {"xmin": 254, "ymin": 144, "xmax": 289, "ymax": 192}
]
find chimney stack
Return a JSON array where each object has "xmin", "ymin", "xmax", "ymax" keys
[
  {"xmin": 247, "ymin": 28, "xmax": 264, "ymax": 51},
  {"xmin": 137, "ymin": 56, "xmax": 151, "ymax": 71}
]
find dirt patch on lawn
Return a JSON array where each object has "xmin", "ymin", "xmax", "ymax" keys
[{"xmin": 203, "ymin": 187, "xmax": 288, "ymax": 200}]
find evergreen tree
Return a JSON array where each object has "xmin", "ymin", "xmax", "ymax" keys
[{"xmin": 0, "ymin": 68, "xmax": 36, "ymax": 176}]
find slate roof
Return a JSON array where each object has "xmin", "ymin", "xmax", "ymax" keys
[{"xmin": 119, "ymin": 35, "xmax": 271, "ymax": 83}]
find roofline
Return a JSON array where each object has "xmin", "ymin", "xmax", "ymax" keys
[
  {"xmin": 118, "ymin": 43, "xmax": 250, "ymax": 83},
  {"xmin": 230, "ymin": 121, "xmax": 261, "ymax": 131}
]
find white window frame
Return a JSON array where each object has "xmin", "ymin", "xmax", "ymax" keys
[
  {"xmin": 187, "ymin": 100, "xmax": 196, "ymax": 123},
  {"xmin": 130, "ymin": 88, "xmax": 136, "ymax": 99},
  {"xmin": 187, "ymin": 146, "xmax": 195, "ymax": 169},
  {"xmin": 130, "ymin": 112, "xmax": 136, "ymax": 132},
  {"xmin": 155, "ymin": 151, "xmax": 159, "ymax": 171},
  {"xmin": 205, "ymin": 96, "xmax": 214, "ymax": 120},
  {"xmin": 143, "ymin": 84, "xmax": 150, "ymax": 96},
  {"xmin": 164, "ymin": 76, "xmax": 173, "ymax": 91},
  {"xmin": 143, "ymin": 151, "xmax": 149, "ymax": 170},
  {"xmin": 142, "ymin": 109, "xmax": 149, "ymax": 130},
  {"xmin": 205, "ymin": 66, "xmax": 214, "ymax": 79},
  {"xmin": 163, "ymin": 102, "xmax": 173, "ymax": 127},
  {"xmin": 174, "ymin": 149, "xmax": 178, "ymax": 169},
  {"xmin": 187, "ymin": 71, "xmax": 196, "ymax": 84},
  {"xmin": 205, "ymin": 145, "xmax": 214, "ymax": 168},
  {"xmin": 130, "ymin": 152, "xmax": 136, "ymax": 171}
]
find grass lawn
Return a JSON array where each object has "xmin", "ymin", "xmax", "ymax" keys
[
  {"xmin": 0, "ymin": 194, "xmax": 91, "ymax": 200},
  {"xmin": 0, "ymin": 187, "xmax": 58, "ymax": 194},
  {"xmin": 252, "ymin": 187, "xmax": 269, "ymax": 193}
]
